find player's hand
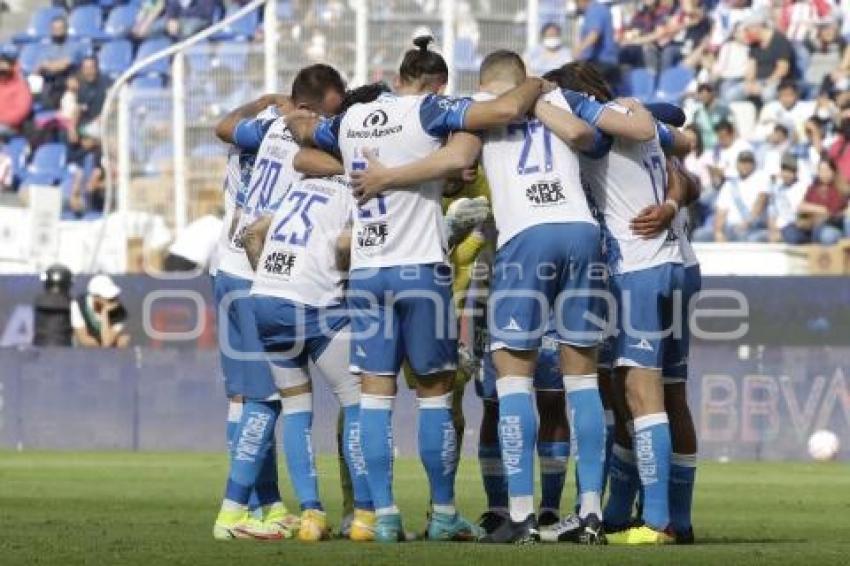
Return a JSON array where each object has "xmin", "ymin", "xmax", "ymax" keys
[
  {"xmin": 351, "ymin": 150, "xmax": 390, "ymax": 204},
  {"xmin": 630, "ymin": 203, "xmax": 676, "ymax": 238},
  {"xmin": 540, "ymin": 78, "xmax": 558, "ymax": 94},
  {"xmin": 460, "ymin": 166, "xmax": 478, "ymax": 183}
]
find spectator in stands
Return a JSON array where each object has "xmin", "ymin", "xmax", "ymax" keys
[
  {"xmin": 618, "ymin": 0, "xmax": 670, "ymax": 69},
  {"xmin": 754, "ymin": 80, "xmax": 813, "ymax": 142},
  {"xmin": 804, "ymin": 16, "xmax": 847, "ymax": 96},
  {"xmin": 620, "ymin": 0, "xmax": 688, "ymax": 75},
  {"xmin": 709, "ymin": 0, "xmax": 754, "ymax": 48},
  {"xmin": 71, "ymin": 274, "xmax": 130, "ymax": 348},
  {"xmin": 695, "ymin": 150, "xmax": 770, "ymax": 242},
  {"xmin": 132, "ymin": 0, "xmax": 167, "ymax": 43},
  {"xmin": 738, "ymin": 11, "xmax": 797, "ymax": 106},
  {"xmin": 33, "ymin": 264, "xmax": 74, "ymax": 347},
  {"xmin": 0, "ymin": 44, "xmax": 32, "ymax": 138},
  {"xmin": 714, "ymin": 24, "xmax": 751, "ymax": 103},
  {"xmin": 796, "ymin": 157, "xmax": 849, "ymax": 244},
  {"xmin": 692, "ymin": 82, "xmax": 731, "ymax": 149},
  {"xmin": 802, "ymin": 116, "xmax": 828, "ymax": 170},
  {"xmin": 36, "ymin": 17, "xmax": 84, "ymax": 110},
  {"xmin": 707, "ymin": 120, "xmax": 753, "ymax": 186},
  {"xmin": 827, "ymin": 104, "xmax": 850, "ymax": 187},
  {"xmin": 671, "ymin": 0, "xmax": 713, "ymax": 69},
  {"xmin": 75, "ymin": 56, "xmax": 111, "ymax": 139},
  {"xmin": 526, "ymin": 23, "xmax": 572, "ymax": 77},
  {"xmin": 0, "ymin": 149, "xmax": 12, "ymax": 191},
  {"xmin": 761, "ymin": 123, "xmax": 796, "ymax": 182},
  {"xmin": 768, "ymin": 153, "xmax": 810, "ymax": 243},
  {"xmin": 574, "ymin": 0, "xmax": 620, "ymax": 90},
  {"xmin": 683, "ymin": 123, "xmax": 717, "ymax": 228},
  {"xmin": 165, "ymin": 0, "xmax": 221, "ymax": 39}
]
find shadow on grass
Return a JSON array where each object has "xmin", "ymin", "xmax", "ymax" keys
[{"xmin": 695, "ymin": 537, "xmax": 805, "ymax": 545}]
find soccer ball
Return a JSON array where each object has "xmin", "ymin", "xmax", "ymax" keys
[{"xmin": 807, "ymin": 429, "xmax": 840, "ymax": 461}]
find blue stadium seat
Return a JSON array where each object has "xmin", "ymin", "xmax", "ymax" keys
[
  {"xmin": 99, "ymin": 39, "xmax": 133, "ymax": 79},
  {"xmin": 217, "ymin": 42, "xmax": 251, "ymax": 72},
  {"xmin": 653, "ymin": 66, "xmax": 694, "ymax": 104},
  {"xmin": 186, "ymin": 42, "xmax": 214, "ymax": 75},
  {"xmin": 4, "ymin": 137, "xmax": 30, "ymax": 186},
  {"xmin": 210, "ymin": 7, "xmax": 259, "ymax": 41},
  {"xmin": 135, "ymin": 37, "xmax": 173, "ymax": 75},
  {"xmin": 626, "ymin": 68, "xmax": 656, "ymax": 100},
  {"xmin": 20, "ymin": 171, "xmax": 62, "ymax": 190},
  {"xmin": 68, "ymin": 5, "xmax": 105, "ymax": 42},
  {"xmin": 454, "ymin": 37, "xmax": 479, "ymax": 71},
  {"xmin": 28, "ymin": 143, "xmax": 68, "ymax": 178},
  {"xmin": 18, "ymin": 42, "xmax": 45, "ymax": 75},
  {"xmin": 13, "ymin": 7, "xmax": 65, "ymax": 44},
  {"xmin": 131, "ymin": 74, "xmax": 165, "ymax": 88},
  {"xmin": 104, "ymin": 4, "xmax": 139, "ymax": 39}
]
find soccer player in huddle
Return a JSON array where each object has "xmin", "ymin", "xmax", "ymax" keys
[
  {"xmin": 289, "ymin": 36, "xmax": 551, "ymax": 542},
  {"xmin": 540, "ymin": 61, "xmax": 697, "ymax": 544},
  {"xmin": 210, "ymin": 64, "xmax": 346, "ymax": 540}
]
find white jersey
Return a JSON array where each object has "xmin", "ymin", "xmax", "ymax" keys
[
  {"xmin": 215, "ymin": 105, "xmax": 281, "ymax": 279},
  {"xmin": 251, "ymin": 175, "xmax": 355, "ymax": 307},
  {"xmin": 581, "ymin": 107, "xmax": 683, "ymax": 274},
  {"xmin": 673, "ymin": 209, "xmax": 698, "ymax": 268},
  {"xmin": 314, "ymin": 92, "xmax": 473, "ymax": 269},
  {"xmin": 474, "ymin": 89, "xmax": 597, "ymax": 249}
]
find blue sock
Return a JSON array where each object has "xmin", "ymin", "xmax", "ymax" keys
[
  {"xmin": 225, "ymin": 400, "xmax": 280, "ymax": 506},
  {"xmin": 418, "ymin": 393, "xmax": 458, "ymax": 514},
  {"xmin": 496, "ymin": 376, "xmax": 536, "ymax": 523},
  {"xmin": 564, "ymin": 375, "xmax": 606, "ymax": 518},
  {"xmin": 342, "ymin": 404, "xmax": 373, "ymax": 511},
  {"xmin": 633, "ymin": 413, "xmax": 672, "ymax": 530},
  {"xmin": 360, "ymin": 394, "xmax": 397, "ymax": 515},
  {"xmin": 254, "ymin": 441, "xmax": 281, "ymax": 506},
  {"xmin": 282, "ymin": 393, "xmax": 321, "ymax": 511},
  {"xmin": 603, "ymin": 443, "xmax": 640, "ymax": 527},
  {"xmin": 669, "ymin": 452, "xmax": 696, "ymax": 534},
  {"xmin": 478, "ymin": 442, "xmax": 508, "ymax": 511},
  {"xmin": 226, "ymin": 400, "xmax": 241, "ymax": 454},
  {"xmin": 603, "ymin": 410, "xmax": 615, "ymax": 497},
  {"xmin": 538, "ymin": 441, "xmax": 569, "ymax": 512}
]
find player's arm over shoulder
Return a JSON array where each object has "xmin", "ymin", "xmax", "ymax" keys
[{"xmin": 243, "ymin": 215, "xmax": 272, "ymax": 271}]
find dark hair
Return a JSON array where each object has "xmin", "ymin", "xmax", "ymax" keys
[
  {"xmin": 542, "ymin": 67, "xmax": 565, "ymax": 84},
  {"xmin": 684, "ymin": 124, "xmax": 704, "ymax": 156},
  {"xmin": 541, "ymin": 22, "xmax": 561, "ymax": 35},
  {"xmin": 773, "ymin": 123, "xmax": 789, "ymax": 138},
  {"xmin": 479, "ymin": 49, "xmax": 525, "ymax": 84},
  {"xmin": 715, "ymin": 119, "xmax": 735, "ymax": 134},
  {"xmin": 553, "ymin": 61, "xmax": 613, "ymax": 102},
  {"xmin": 291, "ymin": 64, "xmax": 346, "ymax": 106},
  {"xmin": 341, "ymin": 81, "xmax": 391, "ymax": 112},
  {"xmin": 398, "ymin": 36, "xmax": 448, "ymax": 85},
  {"xmin": 778, "ymin": 79, "xmax": 798, "ymax": 93}
]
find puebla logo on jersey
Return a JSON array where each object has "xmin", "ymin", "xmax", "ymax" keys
[
  {"xmin": 356, "ymin": 221, "xmax": 388, "ymax": 249},
  {"xmin": 347, "ymin": 109, "xmax": 402, "ymax": 139},
  {"xmin": 525, "ymin": 179, "xmax": 567, "ymax": 206},
  {"xmin": 263, "ymin": 251, "xmax": 297, "ymax": 277}
]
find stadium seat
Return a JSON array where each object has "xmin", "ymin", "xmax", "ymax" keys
[
  {"xmin": 13, "ymin": 7, "xmax": 65, "ymax": 44},
  {"xmin": 99, "ymin": 40, "xmax": 133, "ymax": 79},
  {"xmin": 27, "ymin": 143, "xmax": 68, "ymax": 179},
  {"xmin": 18, "ymin": 42, "xmax": 45, "ymax": 75},
  {"xmin": 20, "ymin": 171, "xmax": 62, "ymax": 190},
  {"xmin": 278, "ymin": 0, "xmax": 294, "ymax": 21},
  {"xmin": 626, "ymin": 68, "xmax": 656, "ymax": 100},
  {"xmin": 217, "ymin": 42, "xmax": 251, "ymax": 72},
  {"xmin": 104, "ymin": 4, "xmax": 139, "ymax": 39},
  {"xmin": 68, "ymin": 5, "xmax": 105, "ymax": 42},
  {"xmin": 729, "ymin": 100, "xmax": 757, "ymax": 140},
  {"xmin": 131, "ymin": 74, "xmax": 165, "ymax": 88},
  {"xmin": 4, "ymin": 137, "xmax": 30, "ymax": 186},
  {"xmin": 135, "ymin": 37, "xmax": 173, "ymax": 75},
  {"xmin": 210, "ymin": 6, "xmax": 259, "ymax": 41},
  {"xmin": 652, "ymin": 66, "xmax": 694, "ymax": 103},
  {"xmin": 454, "ymin": 37, "xmax": 479, "ymax": 71},
  {"xmin": 186, "ymin": 42, "xmax": 214, "ymax": 76}
]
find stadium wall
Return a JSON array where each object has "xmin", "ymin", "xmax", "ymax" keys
[{"xmin": 0, "ymin": 275, "xmax": 848, "ymax": 460}]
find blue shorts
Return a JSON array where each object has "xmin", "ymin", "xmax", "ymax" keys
[
  {"xmin": 348, "ymin": 263, "xmax": 458, "ymax": 376},
  {"xmin": 611, "ymin": 262, "xmax": 686, "ymax": 372},
  {"xmin": 252, "ymin": 295, "xmax": 349, "ymax": 369},
  {"xmin": 663, "ymin": 264, "xmax": 702, "ymax": 382},
  {"xmin": 476, "ymin": 334, "xmax": 564, "ymax": 400},
  {"xmin": 213, "ymin": 272, "xmax": 277, "ymax": 400},
  {"xmin": 489, "ymin": 222, "xmax": 605, "ymax": 352},
  {"xmin": 597, "ymin": 335, "xmax": 615, "ymax": 371}
]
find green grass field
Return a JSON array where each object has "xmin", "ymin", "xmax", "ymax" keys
[{"xmin": 1, "ymin": 452, "xmax": 849, "ymax": 565}]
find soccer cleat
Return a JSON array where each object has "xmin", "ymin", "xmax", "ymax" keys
[
  {"xmin": 477, "ymin": 511, "xmax": 509, "ymax": 536},
  {"xmin": 338, "ymin": 512, "xmax": 354, "ymax": 538},
  {"xmin": 213, "ymin": 509, "xmax": 284, "ymax": 541},
  {"xmin": 374, "ymin": 513, "xmax": 406, "ymax": 543},
  {"xmin": 349, "ymin": 509, "xmax": 376, "ymax": 542},
  {"xmin": 606, "ymin": 524, "xmax": 674, "ymax": 545},
  {"xmin": 480, "ymin": 514, "xmax": 540, "ymax": 545},
  {"xmin": 577, "ymin": 513, "xmax": 606, "ymax": 545},
  {"xmin": 538, "ymin": 509, "xmax": 560, "ymax": 530},
  {"xmin": 540, "ymin": 513, "xmax": 581, "ymax": 543},
  {"xmin": 427, "ymin": 511, "xmax": 482, "ymax": 542},
  {"xmin": 297, "ymin": 509, "xmax": 331, "ymax": 542},
  {"xmin": 675, "ymin": 526, "xmax": 695, "ymax": 545},
  {"xmin": 263, "ymin": 504, "xmax": 299, "ymax": 538}
]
